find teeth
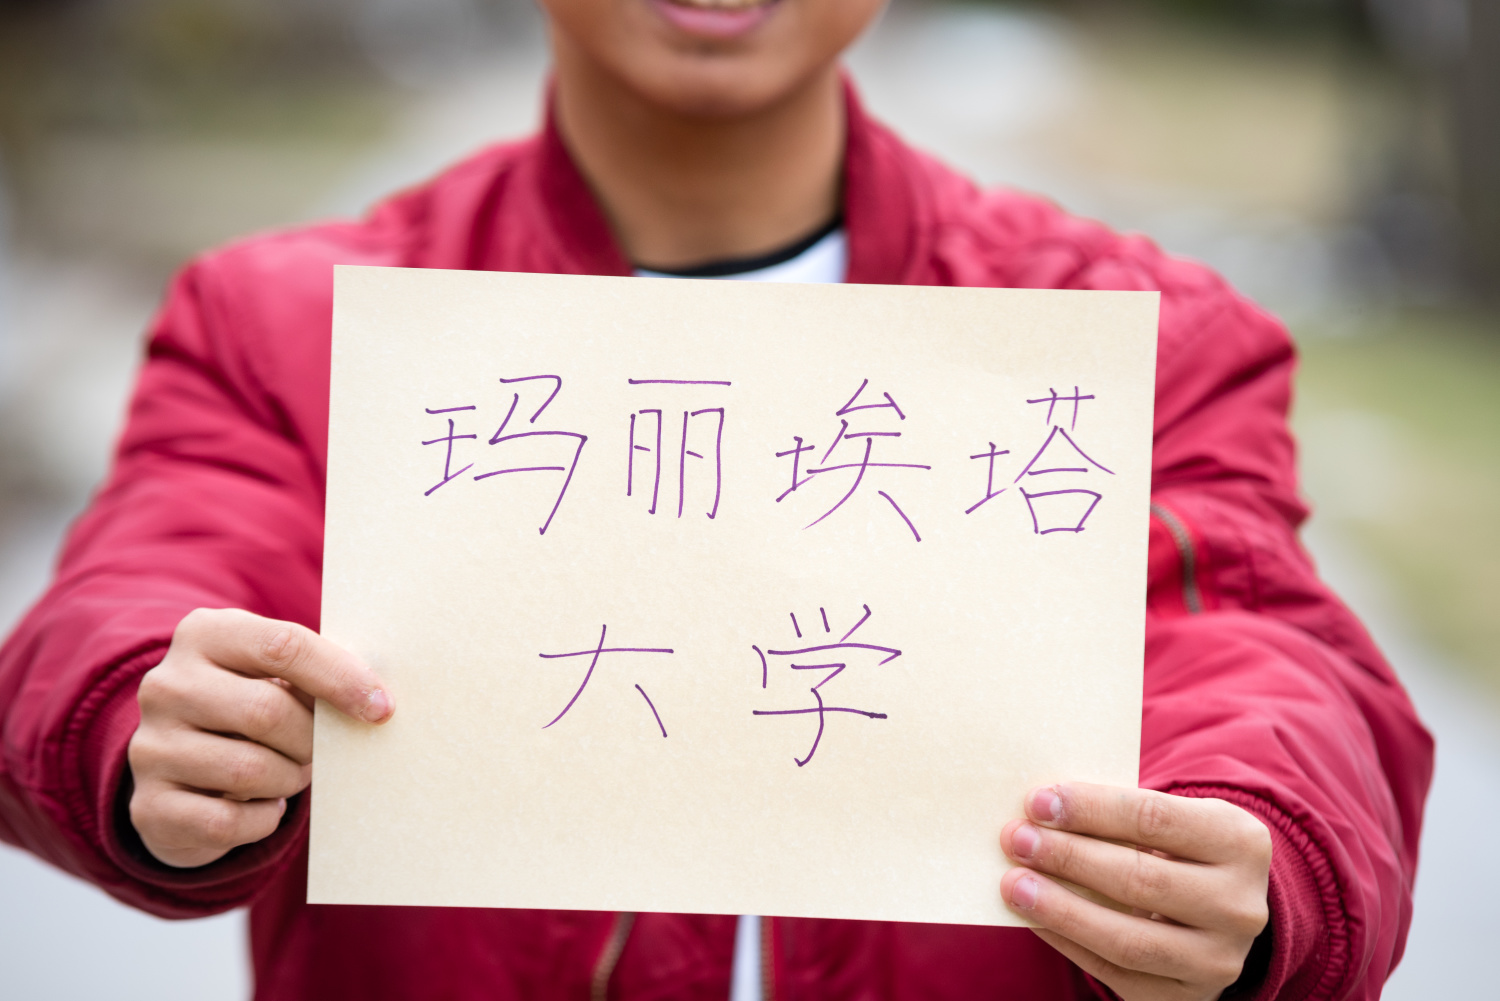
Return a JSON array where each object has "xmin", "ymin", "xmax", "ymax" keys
[{"xmin": 669, "ymin": 0, "xmax": 771, "ymax": 9}]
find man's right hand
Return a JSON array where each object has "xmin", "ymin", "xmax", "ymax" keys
[{"xmin": 127, "ymin": 608, "xmax": 394, "ymax": 868}]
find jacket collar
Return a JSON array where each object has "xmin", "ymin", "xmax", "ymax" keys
[
  {"xmin": 532, "ymin": 76, "xmax": 925, "ymax": 284},
  {"xmin": 535, "ymin": 100, "xmax": 635, "ymax": 277}
]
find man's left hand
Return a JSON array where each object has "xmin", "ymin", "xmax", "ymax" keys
[{"xmin": 1001, "ymin": 782, "xmax": 1272, "ymax": 1001}]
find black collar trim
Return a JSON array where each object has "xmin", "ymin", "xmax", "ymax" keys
[{"xmin": 637, "ymin": 215, "xmax": 843, "ymax": 278}]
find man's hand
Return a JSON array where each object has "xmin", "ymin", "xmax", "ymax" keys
[
  {"xmin": 1000, "ymin": 783, "xmax": 1271, "ymax": 1001},
  {"xmin": 127, "ymin": 608, "xmax": 394, "ymax": 868}
]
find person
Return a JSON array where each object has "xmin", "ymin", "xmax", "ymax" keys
[{"xmin": 0, "ymin": 0, "xmax": 1431, "ymax": 998}]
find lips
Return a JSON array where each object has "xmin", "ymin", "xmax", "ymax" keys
[{"xmin": 649, "ymin": 0, "xmax": 780, "ymax": 39}]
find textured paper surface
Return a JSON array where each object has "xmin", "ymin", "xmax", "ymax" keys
[{"xmin": 311, "ymin": 266, "xmax": 1158, "ymax": 926}]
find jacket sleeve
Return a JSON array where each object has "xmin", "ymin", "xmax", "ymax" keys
[
  {"xmin": 0, "ymin": 257, "xmax": 326, "ymax": 917},
  {"xmin": 1112, "ymin": 248, "xmax": 1431, "ymax": 1000}
]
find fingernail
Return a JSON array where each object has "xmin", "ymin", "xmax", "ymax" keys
[
  {"xmin": 1011, "ymin": 874, "xmax": 1040, "ymax": 910},
  {"xmin": 1031, "ymin": 786, "xmax": 1062, "ymax": 823},
  {"xmin": 1011, "ymin": 823, "xmax": 1040, "ymax": 860},
  {"xmin": 276, "ymin": 798, "xmax": 287, "ymax": 814},
  {"xmin": 360, "ymin": 688, "xmax": 392, "ymax": 723}
]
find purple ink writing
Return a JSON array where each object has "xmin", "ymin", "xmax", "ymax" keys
[
  {"xmin": 539, "ymin": 624, "xmax": 675, "ymax": 735},
  {"xmin": 1013, "ymin": 421, "xmax": 1113, "ymax": 534},
  {"xmin": 964, "ymin": 442, "xmax": 1011, "ymax": 515},
  {"xmin": 776, "ymin": 379, "xmax": 929, "ymax": 541},
  {"xmin": 421, "ymin": 378, "xmax": 587, "ymax": 536},
  {"xmin": 1026, "ymin": 386, "xmax": 1095, "ymax": 430},
  {"xmin": 966, "ymin": 386, "xmax": 1114, "ymax": 533},
  {"xmin": 627, "ymin": 381, "xmax": 728, "ymax": 520},
  {"xmin": 422, "ymin": 406, "xmax": 477, "ymax": 496},
  {"xmin": 751, "ymin": 604, "xmax": 894, "ymax": 767},
  {"xmin": 628, "ymin": 379, "xmax": 732, "ymax": 386}
]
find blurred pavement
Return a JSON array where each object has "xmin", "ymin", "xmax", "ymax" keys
[{"xmin": 0, "ymin": 4, "xmax": 1491, "ymax": 997}]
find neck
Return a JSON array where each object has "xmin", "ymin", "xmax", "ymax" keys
[{"xmin": 551, "ymin": 46, "xmax": 846, "ymax": 270}]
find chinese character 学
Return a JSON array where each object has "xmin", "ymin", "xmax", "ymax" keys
[
  {"xmin": 776, "ymin": 379, "xmax": 929, "ymax": 541},
  {"xmin": 422, "ymin": 375, "xmax": 588, "ymax": 536},
  {"xmin": 751, "ymin": 604, "xmax": 898, "ymax": 767}
]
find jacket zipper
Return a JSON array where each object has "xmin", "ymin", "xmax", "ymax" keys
[
  {"xmin": 590, "ymin": 912, "xmax": 637, "ymax": 1001},
  {"xmin": 1150, "ymin": 502, "xmax": 1203, "ymax": 614},
  {"xmin": 593, "ymin": 913, "xmax": 767, "ymax": 1000},
  {"xmin": 759, "ymin": 916, "xmax": 774, "ymax": 1001}
]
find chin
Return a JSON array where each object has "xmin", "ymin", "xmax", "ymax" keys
[
  {"xmin": 545, "ymin": 0, "xmax": 880, "ymax": 118},
  {"xmin": 634, "ymin": 58, "xmax": 817, "ymax": 120}
]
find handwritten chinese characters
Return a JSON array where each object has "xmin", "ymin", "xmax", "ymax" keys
[
  {"xmin": 538, "ymin": 604, "xmax": 901, "ymax": 767},
  {"xmin": 777, "ymin": 379, "xmax": 930, "ymax": 541},
  {"xmin": 465, "ymin": 380, "xmax": 1116, "ymax": 764},
  {"xmin": 626, "ymin": 380, "xmax": 729, "ymax": 520},
  {"xmin": 425, "ymin": 378, "xmax": 1116, "ymax": 540},
  {"xmin": 423, "ymin": 375, "xmax": 587, "ymax": 535},
  {"xmin": 967, "ymin": 385, "xmax": 1116, "ymax": 534},
  {"xmin": 752, "ymin": 604, "xmax": 897, "ymax": 767},
  {"xmin": 539, "ymin": 625, "xmax": 675, "ymax": 737},
  {"xmin": 420, "ymin": 376, "xmax": 1119, "ymax": 766},
  {"xmin": 1014, "ymin": 386, "xmax": 1115, "ymax": 534},
  {"xmin": 321, "ymin": 268, "xmax": 1158, "ymax": 925}
]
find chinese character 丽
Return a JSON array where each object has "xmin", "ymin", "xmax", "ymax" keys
[{"xmin": 626, "ymin": 379, "xmax": 729, "ymax": 520}]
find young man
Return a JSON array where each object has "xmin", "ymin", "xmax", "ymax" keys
[{"xmin": 0, "ymin": 0, "xmax": 1430, "ymax": 999}]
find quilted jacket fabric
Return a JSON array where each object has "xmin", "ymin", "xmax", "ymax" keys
[{"xmin": 0, "ymin": 84, "xmax": 1431, "ymax": 1000}]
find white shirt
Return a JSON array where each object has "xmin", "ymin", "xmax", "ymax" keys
[
  {"xmin": 634, "ymin": 225, "xmax": 847, "ymax": 1001},
  {"xmin": 634, "ymin": 227, "xmax": 848, "ymax": 286}
]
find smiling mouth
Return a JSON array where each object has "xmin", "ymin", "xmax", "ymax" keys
[
  {"xmin": 651, "ymin": 0, "xmax": 780, "ymax": 38},
  {"xmin": 664, "ymin": 0, "xmax": 775, "ymax": 8}
]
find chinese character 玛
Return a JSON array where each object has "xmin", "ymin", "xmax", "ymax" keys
[
  {"xmin": 422, "ymin": 375, "xmax": 588, "ymax": 536},
  {"xmin": 751, "ymin": 604, "xmax": 898, "ymax": 767}
]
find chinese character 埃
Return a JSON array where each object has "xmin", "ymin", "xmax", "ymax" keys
[{"xmin": 776, "ymin": 379, "xmax": 929, "ymax": 541}]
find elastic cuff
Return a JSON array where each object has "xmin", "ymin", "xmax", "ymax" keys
[
  {"xmin": 1167, "ymin": 785, "xmax": 1347, "ymax": 1001},
  {"xmin": 75, "ymin": 642, "xmax": 309, "ymax": 915},
  {"xmin": 110, "ymin": 764, "xmax": 310, "ymax": 906}
]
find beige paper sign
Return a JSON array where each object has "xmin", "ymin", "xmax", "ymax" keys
[{"xmin": 311, "ymin": 266, "xmax": 1158, "ymax": 927}]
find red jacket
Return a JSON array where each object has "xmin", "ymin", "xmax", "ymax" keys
[{"xmin": 0, "ymin": 86, "xmax": 1430, "ymax": 1001}]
